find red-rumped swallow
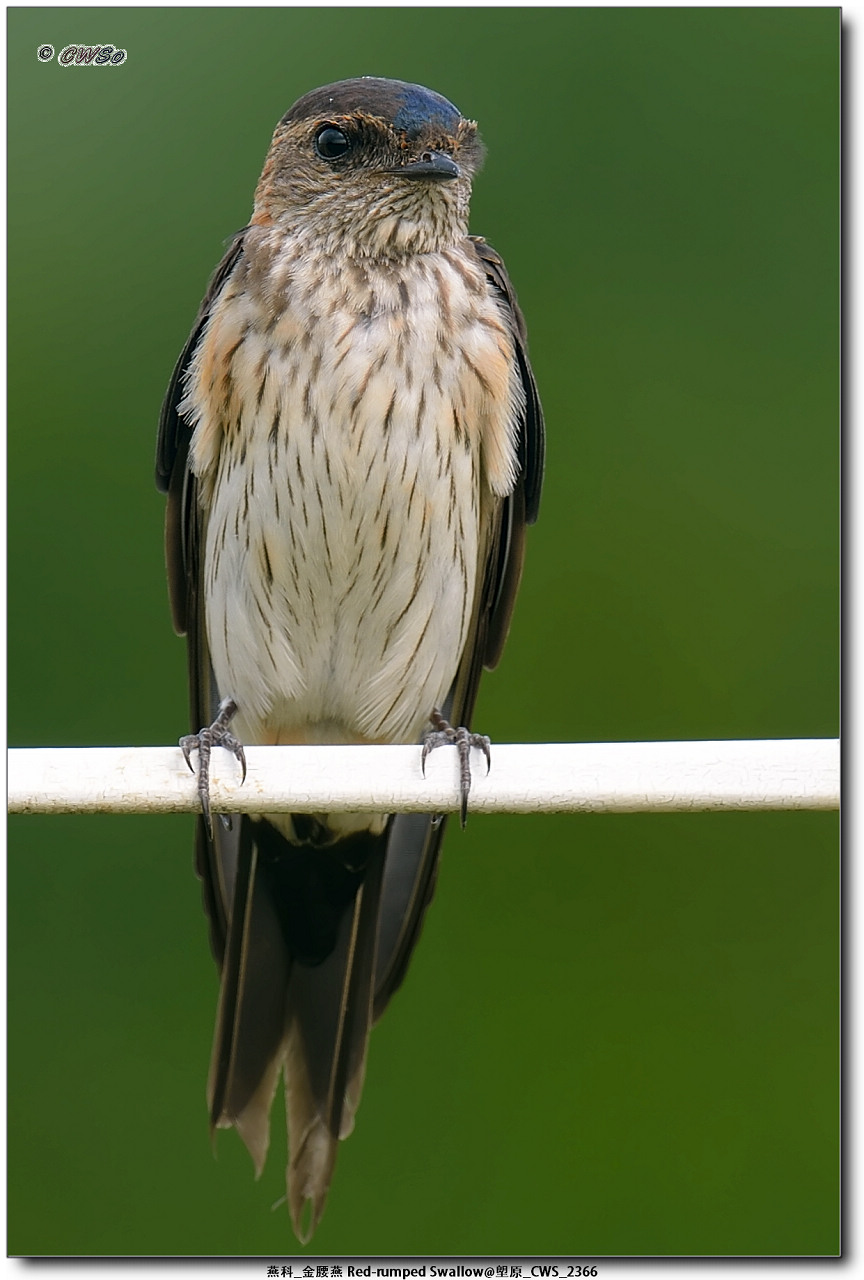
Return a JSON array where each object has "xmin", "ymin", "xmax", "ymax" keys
[{"xmin": 156, "ymin": 76, "xmax": 544, "ymax": 1240}]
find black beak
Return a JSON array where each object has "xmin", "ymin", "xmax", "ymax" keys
[{"xmin": 389, "ymin": 150, "xmax": 460, "ymax": 182}]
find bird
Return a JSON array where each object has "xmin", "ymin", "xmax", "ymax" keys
[{"xmin": 155, "ymin": 76, "xmax": 544, "ymax": 1241}]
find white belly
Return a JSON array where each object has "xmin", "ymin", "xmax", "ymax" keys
[{"xmin": 204, "ymin": 366, "xmax": 478, "ymax": 746}]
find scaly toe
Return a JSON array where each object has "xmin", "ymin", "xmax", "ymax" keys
[
  {"xmin": 178, "ymin": 697, "xmax": 245, "ymax": 836},
  {"xmin": 421, "ymin": 709, "xmax": 492, "ymax": 826}
]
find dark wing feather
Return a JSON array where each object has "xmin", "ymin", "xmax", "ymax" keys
[
  {"xmin": 156, "ymin": 232, "xmax": 248, "ymax": 966},
  {"xmin": 156, "ymin": 232, "xmax": 246, "ymax": 636},
  {"xmin": 156, "ymin": 231, "xmax": 246, "ymax": 494},
  {"xmin": 469, "ymin": 236, "xmax": 544, "ymax": 667},
  {"xmin": 372, "ymin": 235, "xmax": 545, "ymax": 1016},
  {"xmin": 470, "ymin": 235, "xmax": 545, "ymax": 526}
]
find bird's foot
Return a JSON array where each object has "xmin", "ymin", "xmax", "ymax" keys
[
  {"xmin": 180, "ymin": 697, "xmax": 247, "ymax": 836},
  {"xmin": 421, "ymin": 707, "xmax": 491, "ymax": 827}
]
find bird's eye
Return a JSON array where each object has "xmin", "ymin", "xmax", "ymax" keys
[{"xmin": 315, "ymin": 126, "xmax": 352, "ymax": 160}]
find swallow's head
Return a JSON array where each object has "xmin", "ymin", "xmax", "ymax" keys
[{"xmin": 252, "ymin": 77, "xmax": 485, "ymax": 256}]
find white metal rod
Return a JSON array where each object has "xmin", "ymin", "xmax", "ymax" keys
[{"xmin": 7, "ymin": 739, "xmax": 839, "ymax": 816}]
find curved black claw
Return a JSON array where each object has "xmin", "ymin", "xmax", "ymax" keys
[
  {"xmin": 179, "ymin": 697, "xmax": 247, "ymax": 836},
  {"xmin": 421, "ymin": 707, "xmax": 491, "ymax": 828}
]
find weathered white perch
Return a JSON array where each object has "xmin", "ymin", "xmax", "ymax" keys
[{"xmin": 7, "ymin": 739, "xmax": 839, "ymax": 816}]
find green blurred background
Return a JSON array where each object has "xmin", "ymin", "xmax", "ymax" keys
[{"xmin": 8, "ymin": 6, "xmax": 838, "ymax": 1259}]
